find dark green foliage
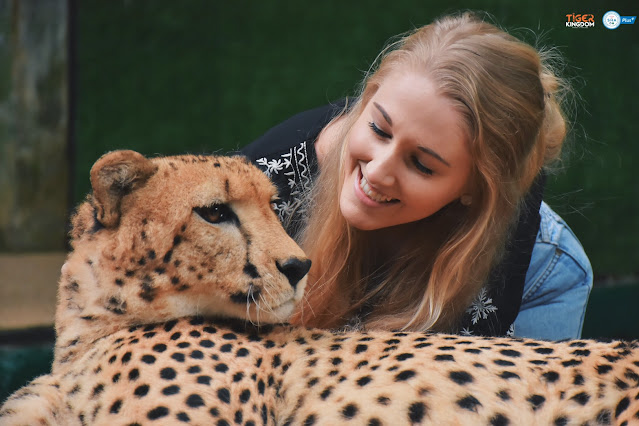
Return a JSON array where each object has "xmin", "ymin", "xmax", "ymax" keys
[
  {"xmin": 582, "ymin": 284, "xmax": 639, "ymax": 340},
  {"xmin": 75, "ymin": 1, "xmax": 637, "ymax": 273}
]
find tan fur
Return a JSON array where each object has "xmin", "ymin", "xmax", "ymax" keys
[{"xmin": 1, "ymin": 151, "xmax": 637, "ymax": 425}]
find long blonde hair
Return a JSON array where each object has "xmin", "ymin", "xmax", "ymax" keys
[{"xmin": 292, "ymin": 12, "xmax": 568, "ymax": 332}]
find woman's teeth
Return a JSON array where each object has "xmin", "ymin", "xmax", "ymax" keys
[{"xmin": 359, "ymin": 175, "xmax": 395, "ymax": 203}]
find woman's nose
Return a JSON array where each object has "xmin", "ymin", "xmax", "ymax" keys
[{"xmin": 366, "ymin": 149, "xmax": 396, "ymax": 187}]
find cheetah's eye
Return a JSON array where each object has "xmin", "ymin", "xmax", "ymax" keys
[{"xmin": 194, "ymin": 203, "xmax": 237, "ymax": 225}]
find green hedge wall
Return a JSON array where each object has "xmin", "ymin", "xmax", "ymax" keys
[{"xmin": 76, "ymin": 0, "xmax": 638, "ymax": 276}]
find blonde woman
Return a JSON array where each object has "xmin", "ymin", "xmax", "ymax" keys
[{"xmin": 242, "ymin": 12, "xmax": 592, "ymax": 340}]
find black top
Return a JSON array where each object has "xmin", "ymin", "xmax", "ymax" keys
[{"xmin": 241, "ymin": 100, "xmax": 544, "ymax": 336}]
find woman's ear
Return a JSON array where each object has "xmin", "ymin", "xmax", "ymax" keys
[{"xmin": 89, "ymin": 150, "xmax": 158, "ymax": 228}]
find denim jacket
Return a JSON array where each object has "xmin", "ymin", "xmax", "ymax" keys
[{"xmin": 513, "ymin": 201, "xmax": 594, "ymax": 340}]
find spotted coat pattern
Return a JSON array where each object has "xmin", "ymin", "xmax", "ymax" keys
[
  {"xmin": 1, "ymin": 151, "xmax": 637, "ymax": 425},
  {"xmin": 2, "ymin": 317, "xmax": 638, "ymax": 425}
]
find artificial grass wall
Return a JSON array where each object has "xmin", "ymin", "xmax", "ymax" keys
[{"xmin": 75, "ymin": 0, "xmax": 638, "ymax": 277}]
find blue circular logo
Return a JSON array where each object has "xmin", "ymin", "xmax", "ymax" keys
[{"xmin": 603, "ymin": 11, "xmax": 621, "ymax": 29}]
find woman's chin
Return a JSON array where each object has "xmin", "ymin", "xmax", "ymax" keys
[{"xmin": 339, "ymin": 202, "xmax": 381, "ymax": 231}]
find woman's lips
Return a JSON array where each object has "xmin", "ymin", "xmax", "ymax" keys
[{"xmin": 355, "ymin": 167, "xmax": 399, "ymax": 205}]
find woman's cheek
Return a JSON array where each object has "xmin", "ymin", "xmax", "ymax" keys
[{"xmin": 346, "ymin": 126, "xmax": 370, "ymax": 161}]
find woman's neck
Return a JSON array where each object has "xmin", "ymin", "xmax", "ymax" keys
[
  {"xmin": 364, "ymin": 223, "xmax": 416, "ymax": 265},
  {"xmin": 364, "ymin": 208, "xmax": 462, "ymax": 268}
]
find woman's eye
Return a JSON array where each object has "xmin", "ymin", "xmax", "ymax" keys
[
  {"xmin": 412, "ymin": 157, "xmax": 433, "ymax": 175},
  {"xmin": 194, "ymin": 203, "xmax": 237, "ymax": 225},
  {"xmin": 368, "ymin": 122, "xmax": 391, "ymax": 139}
]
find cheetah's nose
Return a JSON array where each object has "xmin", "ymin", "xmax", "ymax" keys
[{"xmin": 276, "ymin": 258, "xmax": 312, "ymax": 289}]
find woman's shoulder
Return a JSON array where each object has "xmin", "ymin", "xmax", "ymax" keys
[
  {"xmin": 239, "ymin": 99, "xmax": 347, "ymax": 236},
  {"xmin": 241, "ymin": 99, "xmax": 348, "ymax": 161}
]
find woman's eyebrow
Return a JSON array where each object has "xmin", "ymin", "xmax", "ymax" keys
[
  {"xmin": 418, "ymin": 146, "xmax": 451, "ymax": 167},
  {"xmin": 373, "ymin": 102, "xmax": 393, "ymax": 126}
]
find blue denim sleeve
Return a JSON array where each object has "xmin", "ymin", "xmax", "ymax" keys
[{"xmin": 513, "ymin": 202, "xmax": 593, "ymax": 341}]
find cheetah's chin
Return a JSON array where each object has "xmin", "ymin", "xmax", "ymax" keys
[{"xmin": 267, "ymin": 299, "xmax": 296, "ymax": 322}]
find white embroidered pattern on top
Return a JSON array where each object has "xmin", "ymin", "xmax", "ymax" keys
[
  {"xmin": 467, "ymin": 287, "xmax": 498, "ymax": 325},
  {"xmin": 256, "ymin": 141, "xmax": 314, "ymax": 223},
  {"xmin": 460, "ymin": 327, "xmax": 474, "ymax": 336}
]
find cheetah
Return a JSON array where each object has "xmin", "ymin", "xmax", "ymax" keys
[{"xmin": 1, "ymin": 150, "xmax": 638, "ymax": 425}]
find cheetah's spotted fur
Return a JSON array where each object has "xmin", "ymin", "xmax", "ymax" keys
[{"xmin": 1, "ymin": 150, "xmax": 637, "ymax": 425}]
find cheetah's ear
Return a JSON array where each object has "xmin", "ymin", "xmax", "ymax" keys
[{"xmin": 90, "ymin": 150, "xmax": 158, "ymax": 228}]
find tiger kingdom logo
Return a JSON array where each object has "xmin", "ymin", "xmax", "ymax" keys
[{"xmin": 565, "ymin": 13, "xmax": 595, "ymax": 28}]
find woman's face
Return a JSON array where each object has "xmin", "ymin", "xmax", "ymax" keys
[{"xmin": 340, "ymin": 70, "xmax": 473, "ymax": 231}]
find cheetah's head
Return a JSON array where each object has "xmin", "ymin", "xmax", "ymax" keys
[{"xmin": 57, "ymin": 150, "xmax": 310, "ymax": 344}]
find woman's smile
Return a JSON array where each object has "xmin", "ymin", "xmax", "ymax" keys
[{"xmin": 355, "ymin": 165, "xmax": 399, "ymax": 206}]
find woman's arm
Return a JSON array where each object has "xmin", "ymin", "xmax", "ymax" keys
[{"xmin": 513, "ymin": 202, "xmax": 593, "ymax": 340}]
